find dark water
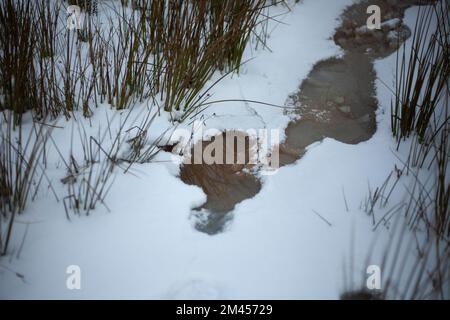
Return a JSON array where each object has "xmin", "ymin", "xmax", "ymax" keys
[
  {"xmin": 280, "ymin": 52, "xmax": 378, "ymax": 166},
  {"xmin": 179, "ymin": 131, "xmax": 261, "ymax": 234}
]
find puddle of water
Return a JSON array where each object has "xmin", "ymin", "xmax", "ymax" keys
[
  {"xmin": 179, "ymin": 0, "xmax": 425, "ymax": 234},
  {"xmin": 280, "ymin": 52, "xmax": 378, "ymax": 165},
  {"xmin": 280, "ymin": 0, "xmax": 432, "ymax": 166},
  {"xmin": 180, "ymin": 131, "xmax": 261, "ymax": 234}
]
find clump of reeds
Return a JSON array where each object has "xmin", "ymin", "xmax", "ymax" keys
[
  {"xmin": 0, "ymin": 113, "xmax": 54, "ymax": 255},
  {"xmin": 389, "ymin": 1, "xmax": 449, "ymax": 239},
  {"xmin": 351, "ymin": 3, "xmax": 450, "ymax": 296},
  {"xmin": 0, "ymin": 0, "xmax": 39, "ymax": 125},
  {"xmin": 432, "ymin": 102, "xmax": 449, "ymax": 237},
  {"xmin": 391, "ymin": 2, "xmax": 449, "ymax": 143},
  {"xmin": 342, "ymin": 219, "xmax": 450, "ymax": 300},
  {"xmin": 59, "ymin": 110, "xmax": 128, "ymax": 218},
  {"xmin": 58, "ymin": 104, "xmax": 166, "ymax": 218},
  {"xmin": 1, "ymin": 0, "xmax": 272, "ymax": 119},
  {"xmin": 131, "ymin": 0, "xmax": 267, "ymax": 113}
]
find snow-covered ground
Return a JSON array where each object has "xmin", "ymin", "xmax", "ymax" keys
[{"xmin": 0, "ymin": 0, "xmax": 441, "ymax": 299}]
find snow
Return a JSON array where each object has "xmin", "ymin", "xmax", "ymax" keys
[{"xmin": 0, "ymin": 1, "xmax": 442, "ymax": 299}]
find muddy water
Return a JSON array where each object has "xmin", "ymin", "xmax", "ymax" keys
[
  {"xmin": 180, "ymin": 132, "xmax": 261, "ymax": 234},
  {"xmin": 179, "ymin": 0, "xmax": 426, "ymax": 234},
  {"xmin": 280, "ymin": 52, "xmax": 378, "ymax": 166}
]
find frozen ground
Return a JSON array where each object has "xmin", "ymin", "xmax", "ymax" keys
[{"xmin": 0, "ymin": 0, "xmax": 436, "ymax": 299}]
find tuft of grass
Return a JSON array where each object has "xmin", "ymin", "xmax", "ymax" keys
[
  {"xmin": 1, "ymin": 0, "xmax": 273, "ymax": 119},
  {"xmin": 391, "ymin": 2, "xmax": 449, "ymax": 143},
  {"xmin": 357, "ymin": 4, "xmax": 449, "ymax": 293},
  {"xmin": 58, "ymin": 104, "xmax": 167, "ymax": 218},
  {"xmin": 388, "ymin": 1, "xmax": 449, "ymax": 240},
  {"xmin": 342, "ymin": 219, "xmax": 450, "ymax": 300},
  {"xmin": 0, "ymin": 112, "xmax": 54, "ymax": 255},
  {"xmin": 0, "ymin": 0, "xmax": 38, "ymax": 125}
]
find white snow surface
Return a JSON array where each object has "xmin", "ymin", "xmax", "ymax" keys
[{"xmin": 0, "ymin": 1, "xmax": 438, "ymax": 299}]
